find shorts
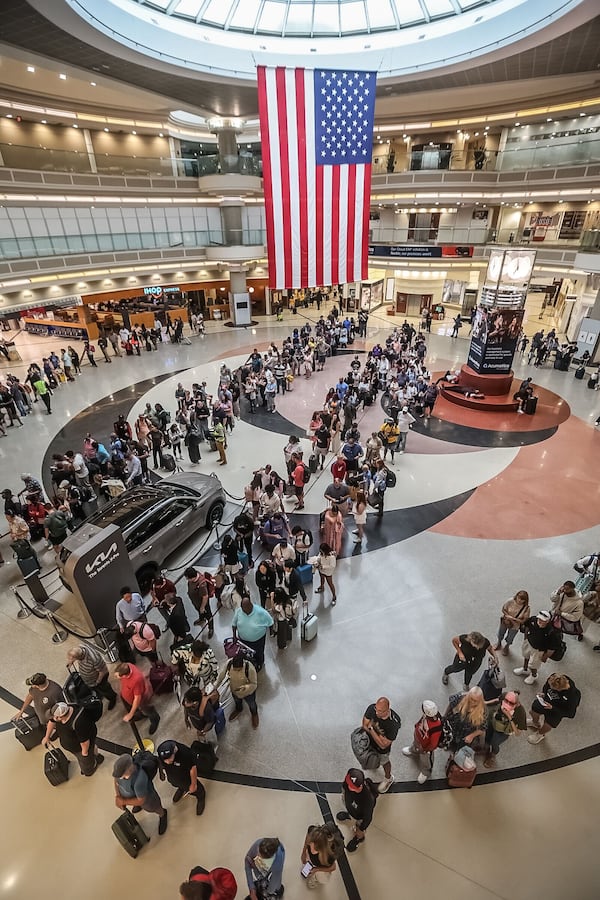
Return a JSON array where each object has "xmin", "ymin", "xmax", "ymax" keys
[{"xmin": 295, "ymin": 485, "xmax": 304, "ymax": 498}]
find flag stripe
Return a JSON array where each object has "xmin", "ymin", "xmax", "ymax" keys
[
  {"xmin": 295, "ymin": 70, "xmax": 309, "ymax": 289},
  {"xmin": 337, "ymin": 165, "xmax": 348, "ymax": 287},
  {"xmin": 315, "ymin": 163, "xmax": 324, "ymax": 287},
  {"xmin": 361, "ymin": 163, "xmax": 372, "ymax": 281},
  {"xmin": 275, "ymin": 68, "xmax": 293, "ymax": 289},
  {"xmin": 257, "ymin": 67, "xmax": 277, "ymax": 288},
  {"xmin": 346, "ymin": 164, "xmax": 356, "ymax": 285},
  {"xmin": 322, "ymin": 166, "xmax": 332, "ymax": 287},
  {"xmin": 330, "ymin": 165, "xmax": 340, "ymax": 286},
  {"xmin": 304, "ymin": 70, "xmax": 316, "ymax": 288},
  {"xmin": 284, "ymin": 69, "xmax": 300, "ymax": 288},
  {"xmin": 264, "ymin": 69, "xmax": 285, "ymax": 288}
]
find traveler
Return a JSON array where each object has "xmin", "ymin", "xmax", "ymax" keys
[
  {"xmin": 32, "ymin": 374, "xmax": 51, "ymax": 414},
  {"xmin": 43, "ymin": 701, "xmax": 104, "ymax": 776},
  {"xmin": 181, "ymin": 867, "xmax": 237, "ymax": 900},
  {"xmin": 171, "ymin": 639, "xmax": 218, "ymax": 690},
  {"xmin": 216, "ymin": 655, "xmax": 259, "ymax": 727},
  {"xmin": 244, "ymin": 837, "xmax": 285, "ymax": 899},
  {"xmin": 336, "ymin": 768, "xmax": 378, "ymax": 852},
  {"xmin": 442, "ymin": 631, "xmax": 498, "ymax": 690},
  {"xmin": 550, "ymin": 581, "xmax": 584, "ymax": 639},
  {"xmin": 282, "ymin": 557, "xmax": 307, "ymax": 604},
  {"xmin": 379, "ymin": 418, "xmax": 399, "ymax": 462},
  {"xmin": 126, "ymin": 620, "xmax": 159, "ymax": 662},
  {"xmin": 12, "ymin": 672, "xmax": 64, "ymax": 724},
  {"xmin": 291, "ymin": 453, "xmax": 306, "ymax": 510},
  {"xmin": 443, "ymin": 686, "xmax": 488, "ymax": 753},
  {"xmin": 395, "ymin": 407, "xmax": 416, "ymax": 453},
  {"xmin": 163, "ymin": 596, "xmax": 192, "ymax": 647},
  {"xmin": 313, "ymin": 543, "xmax": 338, "ymax": 606},
  {"xmin": 66, "ymin": 644, "xmax": 117, "ymax": 708},
  {"xmin": 125, "ymin": 451, "xmax": 143, "ymax": 487},
  {"xmin": 255, "ymin": 559, "xmax": 277, "ymax": 609},
  {"xmin": 513, "ymin": 610, "xmax": 563, "ymax": 684},
  {"xmin": 290, "ymin": 524, "xmax": 313, "ymax": 566},
  {"xmin": 213, "ymin": 420, "xmax": 227, "ymax": 466},
  {"xmin": 321, "ymin": 504, "xmax": 344, "ymax": 556},
  {"xmin": 182, "ymin": 687, "xmax": 216, "ymax": 740},
  {"xmin": 231, "ymin": 597, "xmax": 273, "ymax": 671},
  {"xmin": 113, "ymin": 753, "xmax": 168, "ymax": 835},
  {"xmin": 352, "ymin": 490, "xmax": 368, "ymax": 544},
  {"xmin": 300, "ymin": 823, "xmax": 344, "ymax": 889},
  {"xmin": 157, "ymin": 739, "xmax": 205, "ymax": 815},
  {"xmin": 361, "ymin": 697, "xmax": 401, "ymax": 793},
  {"xmin": 482, "ymin": 690, "xmax": 526, "ymax": 767},
  {"xmin": 527, "ymin": 673, "xmax": 581, "ymax": 745},
  {"xmin": 233, "ymin": 509, "xmax": 256, "ymax": 568},
  {"xmin": 401, "ymin": 700, "xmax": 444, "ymax": 784},
  {"xmin": 184, "ymin": 567, "xmax": 214, "ymax": 636},
  {"xmin": 150, "ymin": 573, "xmax": 177, "ymax": 626},
  {"xmin": 116, "ymin": 586, "xmax": 147, "ymax": 631},
  {"xmin": 371, "ymin": 460, "xmax": 388, "ymax": 519},
  {"xmin": 44, "ymin": 506, "xmax": 68, "ymax": 553},
  {"xmin": 494, "ymin": 590, "xmax": 531, "ymax": 656},
  {"xmin": 114, "ymin": 662, "xmax": 160, "ymax": 734}
]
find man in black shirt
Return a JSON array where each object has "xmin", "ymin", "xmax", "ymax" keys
[
  {"xmin": 442, "ymin": 632, "xmax": 497, "ymax": 691},
  {"xmin": 43, "ymin": 701, "xmax": 104, "ymax": 776},
  {"xmin": 336, "ymin": 768, "xmax": 378, "ymax": 852},
  {"xmin": 233, "ymin": 511, "xmax": 255, "ymax": 568},
  {"xmin": 157, "ymin": 740, "xmax": 205, "ymax": 815},
  {"xmin": 362, "ymin": 697, "xmax": 401, "ymax": 793},
  {"xmin": 514, "ymin": 610, "xmax": 563, "ymax": 684}
]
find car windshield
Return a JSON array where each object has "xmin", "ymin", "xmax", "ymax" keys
[{"xmin": 86, "ymin": 488, "xmax": 161, "ymax": 530}]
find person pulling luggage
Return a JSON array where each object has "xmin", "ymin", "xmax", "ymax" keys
[{"xmin": 157, "ymin": 740, "xmax": 206, "ymax": 816}]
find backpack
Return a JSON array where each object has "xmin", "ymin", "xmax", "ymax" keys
[
  {"xmin": 385, "ymin": 469, "xmax": 397, "ymax": 488},
  {"xmin": 133, "ymin": 748, "xmax": 159, "ymax": 781},
  {"xmin": 302, "ymin": 463, "xmax": 311, "ymax": 485},
  {"xmin": 491, "ymin": 708, "xmax": 514, "ymax": 735},
  {"xmin": 440, "ymin": 717, "xmax": 455, "ymax": 751},
  {"xmin": 190, "ymin": 868, "xmax": 238, "ymax": 900},
  {"xmin": 552, "ymin": 639, "xmax": 567, "ymax": 662},
  {"xmin": 350, "ymin": 727, "xmax": 381, "ymax": 770},
  {"xmin": 203, "ymin": 572, "xmax": 216, "ymax": 598},
  {"xmin": 414, "ymin": 714, "xmax": 443, "ymax": 753}
]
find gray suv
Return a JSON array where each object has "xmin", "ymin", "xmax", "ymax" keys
[{"xmin": 59, "ymin": 471, "xmax": 225, "ymax": 591}]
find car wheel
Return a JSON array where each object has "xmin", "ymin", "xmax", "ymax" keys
[
  {"xmin": 136, "ymin": 563, "xmax": 159, "ymax": 594},
  {"xmin": 206, "ymin": 501, "xmax": 224, "ymax": 528}
]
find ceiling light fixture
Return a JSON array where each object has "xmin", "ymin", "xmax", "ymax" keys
[
  {"xmin": 90, "ymin": 82, "xmax": 97, "ymax": 87},
  {"xmin": 132, "ymin": 130, "xmax": 137, "ymax": 135},
  {"xmin": 59, "ymin": 73, "xmax": 67, "ymax": 80},
  {"xmin": 41, "ymin": 119, "xmax": 47, "ymax": 124},
  {"xmin": 104, "ymin": 127, "xmax": 109, "ymax": 132},
  {"xmin": 27, "ymin": 66, "xmax": 35, "ymax": 73}
]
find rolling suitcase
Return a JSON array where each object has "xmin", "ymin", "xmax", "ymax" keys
[
  {"xmin": 111, "ymin": 810, "xmax": 150, "ymax": 858},
  {"xmin": 276, "ymin": 618, "xmax": 291, "ymax": 649},
  {"xmin": 63, "ymin": 666, "xmax": 93, "ymax": 703},
  {"xmin": 446, "ymin": 757, "xmax": 476, "ymax": 789},
  {"xmin": 574, "ymin": 366, "xmax": 585, "ymax": 380},
  {"xmin": 14, "ymin": 713, "xmax": 45, "ymax": 750},
  {"xmin": 44, "ymin": 746, "xmax": 70, "ymax": 786},
  {"xmin": 524, "ymin": 396, "xmax": 538, "ymax": 415},
  {"xmin": 301, "ymin": 602, "xmax": 318, "ymax": 642},
  {"xmin": 297, "ymin": 563, "xmax": 313, "ymax": 585},
  {"xmin": 308, "ymin": 453, "xmax": 318, "ymax": 474}
]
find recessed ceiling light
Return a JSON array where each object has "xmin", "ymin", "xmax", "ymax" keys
[
  {"xmin": 90, "ymin": 81, "xmax": 97, "ymax": 87},
  {"xmin": 132, "ymin": 130, "xmax": 137, "ymax": 135},
  {"xmin": 27, "ymin": 66, "xmax": 35, "ymax": 73},
  {"xmin": 72, "ymin": 124, "xmax": 78, "ymax": 128},
  {"xmin": 6, "ymin": 114, "xmax": 12, "ymax": 119},
  {"xmin": 59, "ymin": 73, "xmax": 67, "ymax": 80},
  {"xmin": 547, "ymin": 117, "xmax": 552, "ymax": 122},
  {"xmin": 104, "ymin": 127, "xmax": 109, "ymax": 132},
  {"xmin": 41, "ymin": 119, "xmax": 47, "ymax": 124},
  {"xmin": 579, "ymin": 112, "xmax": 586, "ymax": 117},
  {"xmin": 484, "ymin": 126, "xmax": 489, "ymax": 131},
  {"xmin": 159, "ymin": 132, "xmax": 164, "ymax": 137},
  {"xmin": 515, "ymin": 122, "xmax": 520, "ymax": 126}
]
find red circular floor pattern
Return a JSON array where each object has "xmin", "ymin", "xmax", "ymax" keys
[{"xmin": 432, "ymin": 379, "xmax": 571, "ymax": 432}]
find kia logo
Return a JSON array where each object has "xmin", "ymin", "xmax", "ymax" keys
[{"xmin": 85, "ymin": 542, "xmax": 118, "ymax": 574}]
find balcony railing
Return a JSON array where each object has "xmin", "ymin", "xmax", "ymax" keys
[
  {"xmin": 369, "ymin": 225, "xmax": 600, "ymax": 249},
  {"xmin": 0, "ymin": 137, "xmax": 599, "ymax": 179},
  {"xmin": 0, "ymin": 228, "xmax": 266, "ymax": 260}
]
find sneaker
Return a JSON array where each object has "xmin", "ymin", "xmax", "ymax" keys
[
  {"xmin": 524, "ymin": 674, "xmax": 537, "ymax": 685},
  {"xmin": 528, "ymin": 732, "xmax": 545, "ymax": 744},
  {"xmin": 417, "ymin": 772, "xmax": 428, "ymax": 785},
  {"xmin": 442, "ymin": 673, "xmax": 449, "ymax": 685},
  {"xmin": 251, "ymin": 712, "xmax": 260, "ymax": 729},
  {"xmin": 462, "ymin": 683, "xmax": 470, "ymax": 692},
  {"xmin": 149, "ymin": 715, "xmax": 160, "ymax": 735},
  {"xmin": 594, "ymin": 644, "xmax": 600, "ymax": 653},
  {"xmin": 377, "ymin": 775, "xmax": 394, "ymax": 794},
  {"xmin": 513, "ymin": 667, "xmax": 527, "ymax": 676},
  {"xmin": 402, "ymin": 746, "xmax": 415, "ymax": 757},
  {"xmin": 173, "ymin": 787, "xmax": 185, "ymax": 803},
  {"xmin": 107, "ymin": 697, "xmax": 117, "ymax": 710},
  {"xmin": 346, "ymin": 836, "xmax": 365, "ymax": 853},
  {"xmin": 483, "ymin": 755, "xmax": 496, "ymax": 769},
  {"xmin": 158, "ymin": 811, "xmax": 168, "ymax": 835},
  {"xmin": 336, "ymin": 811, "xmax": 351, "ymax": 821},
  {"xmin": 95, "ymin": 754, "xmax": 105, "ymax": 766}
]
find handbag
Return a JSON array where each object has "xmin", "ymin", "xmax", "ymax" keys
[{"xmin": 350, "ymin": 727, "xmax": 381, "ymax": 771}]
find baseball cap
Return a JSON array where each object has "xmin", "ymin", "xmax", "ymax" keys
[
  {"xmin": 26, "ymin": 673, "xmax": 46, "ymax": 686},
  {"xmin": 157, "ymin": 741, "xmax": 178, "ymax": 761},
  {"xmin": 501, "ymin": 691, "xmax": 518, "ymax": 715},
  {"xmin": 402, "ymin": 406, "xmax": 408, "ymax": 413},
  {"xmin": 51, "ymin": 702, "xmax": 70, "ymax": 719},
  {"xmin": 537, "ymin": 610, "xmax": 552, "ymax": 622},
  {"xmin": 112, "ymin": 754, "xmax": 134, "ymax": 778},
  {"xmin": 422, "ymin": 700, "xmax": 438, "ymax": 717},
  {"xmin": 345, "ymin": 769, "xmax": 365, "ymax": 792}
]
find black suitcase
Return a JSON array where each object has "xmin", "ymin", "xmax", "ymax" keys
[
  {"xmin": 111, "ymin": 810, "xmax": 150, "ymax": 858},
  {"xmin": 575, "ymin": 366, "xmax": 585, "ymax": 380},
  {"xmin": 44, "ymin": 747, "xmax": 70, "ymax": 785},
  {"xmin": 63, "ymin": 668, "xmax": 93, "ymax": 703},
  {"xmin": 276, "ymin": 618, "xmax": 290, "ymax": 649},
  {"xmin": 588, "ymin": 376, "xmax": 598, "ymax": 390},
  {"xmin": 192, "ymin": 739, "xmax": 217, "ymax": 775},
  {"xmin": 14, "ymin": 713, "xmax": 45, "ymax": 750},
  {"xmin": 308, "ymin": 454, "xmax": 318, "ymax": 474},
  {"xmin": 525, "ymin": 396, "xmax": 538, "ymax": 415},
  {"xmin": 161, "ymin": 452, "xmax": 176, "ymax": 473}
]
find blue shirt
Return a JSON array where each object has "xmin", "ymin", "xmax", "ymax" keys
[
  {"xmin": 232, "ymin": 604, "xmax": 273, "ymax": 642},
  {"xmin": 116, "ymin": 593, "xmax": 146, "ymax": 629}
]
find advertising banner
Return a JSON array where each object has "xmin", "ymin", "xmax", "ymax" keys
[
  {"xmin": 467, "ymin": 307, "xmax": 524, "ymax": 375},
  {"xmin": 368, "ymin": 244, "xmax": 473, "ymax": 259}
]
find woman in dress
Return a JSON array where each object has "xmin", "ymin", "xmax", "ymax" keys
[
  {"xmin": 313, "ymin": 543, "xmax": 337, "ymax": 606},
  {"xmin": 321, "ymin": 503, "xmax": 344, "ymax": 556},
  {"xmin": 352, "ymin": 490, "xmax": 368, "ymax": 544},
  {"xmin": 329, "ymin": 413, "xmax": 342, "ymax": 456}
]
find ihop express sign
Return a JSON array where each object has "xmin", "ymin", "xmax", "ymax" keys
[{"xmin": 143, "ymin": 285, "xmax": 181, "ymax": 298}]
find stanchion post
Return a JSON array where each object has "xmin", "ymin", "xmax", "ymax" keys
[
  {"xmin": 12, "ymin": 587, "xmax": 32, "ymax": 619},
  {"xmin": 45, "ymin": 610, "xmax": 68, "ymax": 644},
  {"xmin": 212, "ymin": 522, "xmax": 223, "ymax": 552}
]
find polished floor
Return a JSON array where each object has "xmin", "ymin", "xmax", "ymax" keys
[{"xmin": 1, "ymin": 300, "xmax": 599, "ymax": 899}]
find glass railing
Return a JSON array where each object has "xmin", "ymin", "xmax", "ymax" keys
[
  {"xmin": 0, "ymin": 228, "xmax": 266, "ymax": 260},
  {"xmin": 1, "ymin": 136, "xmax": 599, "ymax": 179},
  {"xmin": 369, "ymin": 226, "xmax": 600, "ymax": 249}
]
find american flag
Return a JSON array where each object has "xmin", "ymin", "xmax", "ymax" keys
[{"xmin": 257, "ymin": 67, "xmax": 377, "ymax": 291}]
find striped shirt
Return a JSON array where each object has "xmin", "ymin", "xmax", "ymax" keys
[{"xmin": 77, "ymin": 643, "xmax": 108, "ymax": 687}]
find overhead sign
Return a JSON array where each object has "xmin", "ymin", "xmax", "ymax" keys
[
  {"xmin": 369, "ymin": 245, "xmax": 473, "ymax": 259},
  {"xmin": 143, "ymin": 285, "xmax": 181, "ymax": 297}
]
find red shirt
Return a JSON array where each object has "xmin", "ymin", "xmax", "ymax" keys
[
  {"xmin": 292, "ymin": 463, "xmax": 305, "ymax": 488},
  {"xmin": 119, "ymin": 664, "xmax": 151, "ymax": 705},
  {"xmin": 331, "ymin": 459, "xmax": 347, "ymax": 481}
]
